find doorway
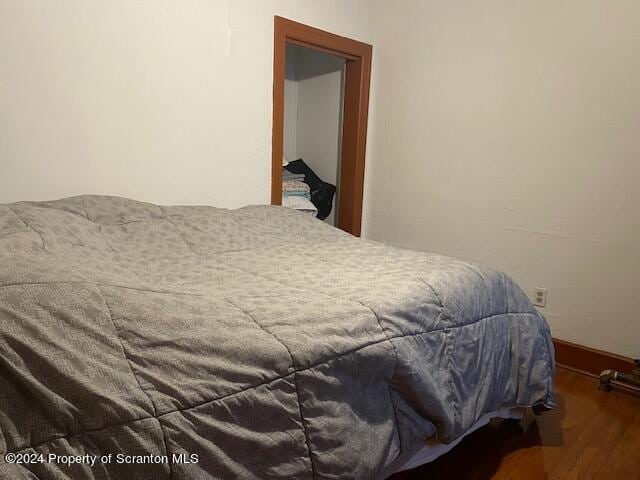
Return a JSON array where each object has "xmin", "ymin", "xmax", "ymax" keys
[
  {"xmin": 284, "ymin": 44, "xmax": 345, "ymax": 226},
  {"xmin": 271, "ymin": 16, "xmax": 372, "ymax": 236}
]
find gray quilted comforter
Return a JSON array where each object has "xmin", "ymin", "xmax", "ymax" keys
[{"xmin": 0, "ymin": 196, "xmax": 554, "ymax": 480}]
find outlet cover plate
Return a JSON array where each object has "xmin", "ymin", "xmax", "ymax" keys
[{"xmin": 533, "ymin": 287, "xmax": 547, "ymax": 308}]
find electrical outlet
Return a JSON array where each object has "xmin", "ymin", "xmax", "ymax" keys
[{"xmin": 533, "ymin": 287, "xmax": 547, "ymax": 308}]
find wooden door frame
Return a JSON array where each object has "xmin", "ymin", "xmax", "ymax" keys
[{"xmin": 271, "ymin": 16, "xmax": 372, "ymax": 236}]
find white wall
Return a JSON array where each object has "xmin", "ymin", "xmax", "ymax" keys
[
  {"xmin": 294, "ymin": 49, "xmax": 344, "ymax": 188},
  {"xmin": 0, "ymin": 0, "xmax": 373, "ymax": 207},
  {"xmin": 283, "ymin": 46, "xmax": 298, "ymax": 163},
  {"xmin": 364, "ymin": 0, "xmax": 640, "ymax": 357},
  {"xmin": 2, "ymin": 1, "xmax": 638, "ymax": 357}
]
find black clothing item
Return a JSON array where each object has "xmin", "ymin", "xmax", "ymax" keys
[{"xmin": 284, "ymin": 159, "xmax": 336, "ymax": 221}]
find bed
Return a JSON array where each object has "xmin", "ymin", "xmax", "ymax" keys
[{"xmin": 0, "ymin": 195, "xmax": 555, "ymax": 479}]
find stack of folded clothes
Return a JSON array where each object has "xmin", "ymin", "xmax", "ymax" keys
[{"xmin": 282, "ymin": 169, "xmax": 318, "ymax": 216}]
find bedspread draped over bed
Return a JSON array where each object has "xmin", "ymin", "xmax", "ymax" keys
[{"xmin": 0, "ymin": 196, "xmax": 555, "ymax": 480}]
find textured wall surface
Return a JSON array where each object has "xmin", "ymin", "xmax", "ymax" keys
[
  {"xmin": 1, "ymin": 1, "xmax": 638, "ymax": 356},
  {"xmin": 0, "ymin": 0, "xmax": 372, "ymax": 207},
  {"xmin": 364, "ymin": 0, "xmax": 640, "ymax": 357}
]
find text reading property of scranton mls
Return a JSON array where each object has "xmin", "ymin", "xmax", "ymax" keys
[{"xmin": 4, "ymin": 452, "xmax": 199, "ymax": 466}]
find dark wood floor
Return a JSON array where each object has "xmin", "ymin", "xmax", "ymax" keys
[{"xmin": 389, "ymin": 368, "xmax": 640, "ymax": 480}]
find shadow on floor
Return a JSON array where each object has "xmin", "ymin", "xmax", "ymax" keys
[{"xmin": 388, "ymin": 393, "xmax": 566, "ymax": 480}]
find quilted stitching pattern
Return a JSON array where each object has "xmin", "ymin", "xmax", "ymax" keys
[{"xmin": 0, "ymin": 196, "xmax": 555, "ymax": 479}]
